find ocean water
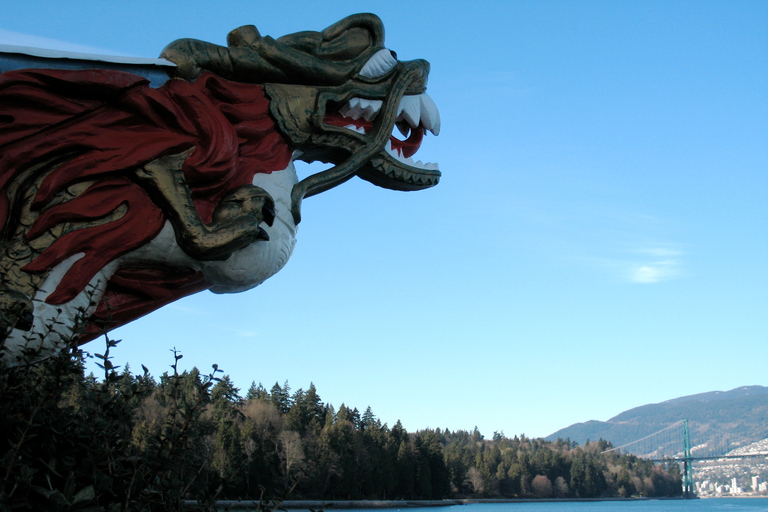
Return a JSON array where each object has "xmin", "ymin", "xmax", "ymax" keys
[{"xmin": 331, "ymin": 500, "xmax": 768, "ymax": 512}]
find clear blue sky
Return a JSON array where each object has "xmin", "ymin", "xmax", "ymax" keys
[{"xmin": 2, "ymin": 0, "xmax": 766, "ymax": 439}]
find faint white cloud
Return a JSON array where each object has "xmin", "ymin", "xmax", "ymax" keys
[
  {"xmin": 627, "ymin": 248, "xmax": 684, "ymax": 284},
  {"xmin": 503, "ymin": 194, "xmax": 688, "ymax": 285},
  {"xmin": 231, "ymin": 329, "xmax": 259, "ymax": 338},
  {"xmin": 630, "ymin": 261, "xmax": 679, "ymax": 283},
  {"xmin": 574, "ymin": 245, "xmax": 686, "ymax": 284}
]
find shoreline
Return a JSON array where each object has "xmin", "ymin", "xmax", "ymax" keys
[
  {"xmin": 196, "ymin": 497, "xmax": 692, "ymax": 510},
  {"xmin": 186, "ymin": 495, "xmax": 768, "ymax": 510}
]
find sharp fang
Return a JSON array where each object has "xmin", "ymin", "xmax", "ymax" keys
[
  {"xmin": 359, "ymin": 49, "xmax": 397, "ymax": 78},
  {"xmin": 420, "ymin": 93, "xmax": 441, "ymax": 136},
  {"xmin": 396, "ymin": 94, "xmax": 441, "ymax": 136},
  {"xmin": 342, "ymin": 93, "xmax": 440, "ymax": 136},
  {"xmin": 397, "ymin": 95, "xmax": 421, "ymax": 128}
]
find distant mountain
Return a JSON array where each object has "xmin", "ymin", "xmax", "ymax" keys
[
  {"xmin": 654, "ymin": 385, "xmax": 768, "ymax": 405},
  {"xmin": 545, "ymin": 386, "xmax": 768, "ymax": 457}
]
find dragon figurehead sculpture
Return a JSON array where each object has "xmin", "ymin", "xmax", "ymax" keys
[{"xmin": 0, "ymin": 14, "xmax": 440, "ymax": 362}]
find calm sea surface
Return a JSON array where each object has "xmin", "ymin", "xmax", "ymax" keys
[{"xmin": 331, "ymin": 500, "xmax": 768, "ymax": 512}]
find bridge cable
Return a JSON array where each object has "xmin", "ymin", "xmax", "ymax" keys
[{"xmin": 601, "ymin": 420, "xmax": 684, "ymax": 455}]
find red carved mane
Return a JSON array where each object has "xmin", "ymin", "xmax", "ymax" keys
[{"xmin": 0, "ymin": 69, "xmax": 292, "ymax": 338}]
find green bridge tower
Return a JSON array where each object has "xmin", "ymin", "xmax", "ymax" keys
[{"xmin": 682, "ymin": 419, "xmax": 695, "ymax": 497}]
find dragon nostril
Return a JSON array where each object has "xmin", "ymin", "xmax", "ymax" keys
[
  {"xmin": 390, "ymin": 50, "xmax": 397, "ymax": 60},
  {"xmin": 262, "ymin": 204, "xmax": 276, "ymax": 227}
]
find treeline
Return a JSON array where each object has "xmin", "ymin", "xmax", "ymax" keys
[
  {"xmin": 444, "ymin": 432, "xmax": 681, "ymax": 498},
  {"xmin": 1, "ymin": 341, "xmax": 682, "ymax": 510},
  {"xmin": 152, "ymin": 374, "xmax": 683, "ymax": 500}
]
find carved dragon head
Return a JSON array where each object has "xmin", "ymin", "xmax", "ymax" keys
[
  {"xmin": 160, "ymin": 13, "xmax": 441, "ymax": 223},
  {"xmin": 0, "ymin": 14, "xmax": 441, "ymax": 360}
]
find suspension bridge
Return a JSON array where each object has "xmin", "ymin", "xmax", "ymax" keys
[{"xmin": 601, "ymin": 419, "xmax": 768, "ymax": 497}]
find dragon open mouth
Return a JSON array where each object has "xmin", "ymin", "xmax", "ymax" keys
[
  {"xmin": 280, "ymin": 47, "xmax": 442, "ymax": 223},
  {"xmin": 324, "ymin": 93, "xmax": 440, "ymax": 171}
]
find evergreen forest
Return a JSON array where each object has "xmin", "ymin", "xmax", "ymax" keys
[{"xmin": 0, "ymin": 339, "xmax": 682, "ymax": 510}]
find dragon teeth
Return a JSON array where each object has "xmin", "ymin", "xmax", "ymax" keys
[
  {"xmin": 343, "ymin": 124, "xmax": 366, "ymax": 134},
  {"xmin": 397, "ymin": 96, "xmax": 421, "ymax": 130},
  {"xmin": 359, "ymin": 49, "xmax": 398, "ymax": 78},
  {"xmin": 395, "ymin": 94, "xmax": 441, "ymax": 135},
  {"xmin": 383, "ymin": 140, "xmax": 440, "ymax": 171},
  {"xmin": 418, "ymin": 94, "xmax": 441, "ymax": 136},
  {"xmin": 339, "ymin": 91, "xmax": 441, "ymax": 171},
  {"xmin": 339, "ymin": 98, "xmax": 382, "ymax": 122},
  {"xmin": 341, "ymin": 93, "xmax": 441, "ymax": 135}
]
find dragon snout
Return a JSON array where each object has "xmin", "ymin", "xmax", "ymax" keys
[{"xmin": 402, "ymin": 59, "xmax": 430, "ymax": 93}]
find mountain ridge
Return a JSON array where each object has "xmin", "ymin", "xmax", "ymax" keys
[{"xmin": 545, "ymin": 385, "xmax": 768, "ymax": 456}]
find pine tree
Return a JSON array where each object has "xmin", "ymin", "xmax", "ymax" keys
[
  {"xmin": 361, "ymin": 406, "xmax": 376, "ymax": 431},
  {"xmin": 210, "ymin": 375, "xmax": 242, "ymax": 422},
  {"xmin": 270, "ymin": 380, "xmax": 291, "ymax": 413},
  {"xmin": 246, "ymin": 381, "xmax": 269, "ymax": 401}
]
